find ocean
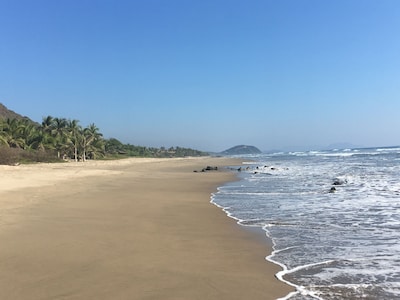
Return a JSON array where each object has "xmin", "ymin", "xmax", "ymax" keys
[{"xmin": 212, "ymin": 146, "xmax": 400, "ymax": 300}]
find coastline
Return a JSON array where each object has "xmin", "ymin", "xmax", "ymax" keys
[{"xmin": 0, "ymin": 157, "xmax": 293, "ymax": 299}]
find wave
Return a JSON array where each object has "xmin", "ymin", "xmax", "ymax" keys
[
  {"xmin": 376, "ymin": 146, "xmax": 400, "ymax": 152},
  {"xmin": 266, "ymin": 243, "xmax": 334, "ymax": 300},
  {"xmin": 213, "ymin": 148, "xmax": 400, "ymax": 299},
  {"xmin": 218, "ymin": 191, "xmax": 318, "ymax": 196}
]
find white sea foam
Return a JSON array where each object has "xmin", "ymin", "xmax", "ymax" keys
[
  {"xmin": 376, "ymin": 147, "xmax": 400, "ymax": 152},
  {"xmin": 213, "ymin": 147, "xmax": 400, "ymax": 299}
]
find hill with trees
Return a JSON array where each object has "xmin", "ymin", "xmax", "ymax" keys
[
  {"xmin": 221, "ymin": 145, "xmax": 262, "ymax": 155},
  {"xmin": 0, "ymin": 103, "xmax": 35, "ymax": 122},
  {"xmin": 0, "ymin": 103, "xmax": 208, "ymax": 165}
]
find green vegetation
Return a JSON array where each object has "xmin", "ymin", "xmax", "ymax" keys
[
  {"xmin": 0, "ymin": 116, "xmax": 208, "ymax": 165},
  {"xmin": 221, "ymin": 145, "xmax": 262, "ymax": 155}
]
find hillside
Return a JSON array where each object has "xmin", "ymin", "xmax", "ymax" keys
[
  {"xmin": 221, "ymin": 145, "xmax": 262, "ymax": 155},
  {"xmin": 0, "ymin": 103, "xmax": 33, "ymax": 122}
]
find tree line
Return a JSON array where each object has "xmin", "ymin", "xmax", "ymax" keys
[{"xmin": 0, "ymin": 116, "xmax": 208, "ymax": 164}]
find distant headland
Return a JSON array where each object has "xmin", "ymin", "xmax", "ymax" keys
[{"xmin": 221, "ymin": 145, "xmax": 262, "ymax": 155}]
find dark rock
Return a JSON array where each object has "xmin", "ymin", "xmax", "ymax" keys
[
  {"xmin": 205, "ymin": 166, "xmax": 218, "ymax": 171},
  {"xmin": 333, "ymin": 178, "xmax": 347, "ymax": 185}
]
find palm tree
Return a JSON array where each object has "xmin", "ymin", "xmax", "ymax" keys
[
  {"xmin": 30, "ymin": 126, "xmax": 58, "ymax": 152},
  {"xmin": 23, "ymin": 122, "xmax": 40, "ymax": 150},
  {"xmin": 0, "ymin": 114, "xmax": 117, "ymax": 163},
  {"xmin": 88, "ymin": 138, "xmax": 105, "ymax": 159},
  {"xmin": 1, "ymin": 118, "xmax": 26, "ymax": 148},
  {"xmin": 52, "ymin": 117, "xmax": 68, "ymax": 158},
  {"xmin": 81, "ymin": 123, "xmax": 103, "ymax": 161},
  {"xmin": 66, "ymin": 119, "xmax": 82, "ymax": 161},
  {"xmin": 0, "ymin": 119, "xmax": 9, "ymax": 146},
  {"xmin": 41, "ymin": 115, "xmax": 54, "ymax": 134}
]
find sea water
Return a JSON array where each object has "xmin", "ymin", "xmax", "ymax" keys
[{"xmin": 212, "ymin": 147, "xmax": 400, "ymax": 299}]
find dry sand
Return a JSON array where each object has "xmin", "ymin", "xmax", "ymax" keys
[{"xmin": 0, "ymin": 157, "xmax": 293, "ymax": 299}]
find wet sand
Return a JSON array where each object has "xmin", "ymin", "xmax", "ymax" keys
[{"xmin": 0, "ymin": 157, "xmax": 293, "ymax": 299}]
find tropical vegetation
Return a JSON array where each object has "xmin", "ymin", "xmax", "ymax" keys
[{"xmin": 0, "ymin": 116, "xmax": 208, "ymax": 164}]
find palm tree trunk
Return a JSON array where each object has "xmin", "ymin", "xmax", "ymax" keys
[{"xmin": 74, "ymin": 143, "xmax": 78, "ymax": 162}]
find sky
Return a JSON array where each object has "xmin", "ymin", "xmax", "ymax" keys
[{"xmin": 1, "ymin": 0, "xmax": 399, "ymax": 152}]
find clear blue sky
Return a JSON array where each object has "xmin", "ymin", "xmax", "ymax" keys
[{"xmin": 1, "ymin": 0, "xmax": 399, "ymax": 152}]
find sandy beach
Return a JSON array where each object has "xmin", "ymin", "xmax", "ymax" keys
[{"xmin": 0, "ymin": 157, "xmax": 293, "ymax": 299}]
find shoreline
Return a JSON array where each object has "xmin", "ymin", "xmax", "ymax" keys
[{"xmin": 0, "ymin": 157, "xmax": 293, "ymax": 299}]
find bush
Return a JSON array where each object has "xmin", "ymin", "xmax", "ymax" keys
[
  {"xmin": 0, "ymin": 146, "xmax": 21, "ymax": 165},
  {"xmin": 0, "ymin": 146, "xmax": 62, "ymax": 165}
]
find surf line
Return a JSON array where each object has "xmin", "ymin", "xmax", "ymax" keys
[{"xmin": 266, "ymin": 242, "xmax": 334, "ymax": 300}]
